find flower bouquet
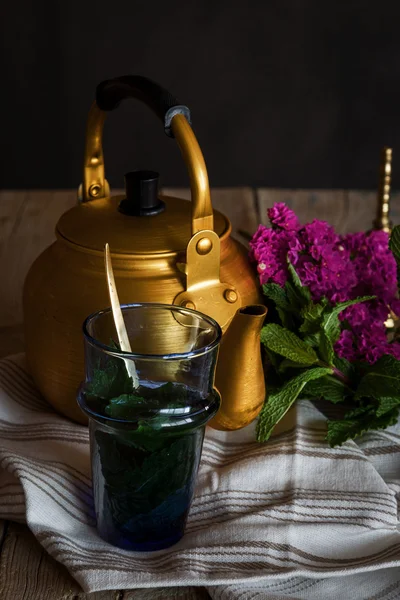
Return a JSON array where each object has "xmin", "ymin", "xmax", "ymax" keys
[{"xmin": 251, "ymin": 203, "xmax": 400, "ymax": 446}]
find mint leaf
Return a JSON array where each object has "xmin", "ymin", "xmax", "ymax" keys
[
  {"xmin": 299, "ymin": 299, "xmax": 327, "ymax": 334},
  {"xmin": 333, "ymin": 356, "xmax": 354, "ymax": 380},
  {"xmin": 303, "ymin": 332, "xmax": 321, "ymax": 348},
  {"xmin": 123, "ymin": 487, "xmax": 190, "ymax": 537},
  {"xmin": 95, "ymin": 430, "xmax": 196, "ymax": 528},
  {"xmin": 257, "ymin": 367, "xmax": 332, "ymax": 442},
  {"xmin": 376, "ymin": 397, "xmax": 400, "ymax": 417},
  {"xmin": 317, "ymin": 296, "xmax": 375, "ymax": 365},
  {"xmin": 285, "ymin": 281, "xmax": 305, "ymax": 312},
  {"xmin": 322, "ymin": 296, "xmax": 375, "ymax": 346},
  {"xmin": 130, "ymin": 418, "xmax": 173, "ymax": 451},
  {"xmin": 326, "ymin": 407, "xmax": 399, "ymax": 446},
  {"xmin": 264, "ymin": 347, "xmax": 281, "ymax": 370},
  {"xmin": 356, "ymin": 374, "xmax": 400, "ymax": 400},
  {"xmin": 261, "ymin": 324, "xmax": 319, "ymax": 365},
  {"xmin": 355, "ymin": 362, "xmax": 400, "ymax": 401},
  {"xmin": 278, "ymin": 358, "xmax": 311, "ymax": 372},
  {"xmin": 262, "ymin": 283, "xmax": 295, "ymax": 328},
  {"xmin": 319, "ymin": 330, "xmax": 335, "ymax": 364},
  {"xmin": 354, "ymin": 355, "xmax": 400, "ymax": 402},
  {"xmin": 154, "ymin": 381, "xmax": 188, "ymax": 405},
  {"xmin": 344, "ymin": 404, "xmax": 371, "ymax": 419},
  {"xmin": 104, "ymin": 393, "xmax": 147, "ymax": 419},
  {"xmin": 390, "ymin": 225, "xmax": 400, "ymax": 283},
  {"xmin": 389, "ymin": 225, "xmax": 400, "ymax": 267},
  {"xmin": 303, "ymin": 375, "xmax": 351, "ymax": 403},
  {"xmin": 85, "ymin": 359, "xmax": 134, "ymax": 401},
  {"xmin": 287, "ymin": 262, "xmax": 312, "ymax": 304},
  {"xmin": 365, "ymin": 354, "xmax": 400, "ymax": 378},
  {"xmin": 262, "ymin": 283, "xmax": 291, "ymax": 311},
  {"xmin": 284, "ymin": 264, "xmax": 311, "ymax": 311}
]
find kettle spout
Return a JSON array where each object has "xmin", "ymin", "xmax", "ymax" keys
[{"xmin": 209, "ymin": 304, "xmax": 267, "ymax": 431}]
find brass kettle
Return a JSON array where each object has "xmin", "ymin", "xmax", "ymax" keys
[{"xmin": 23, "ymin": 75, "xmax": 263, "ymax": 424}]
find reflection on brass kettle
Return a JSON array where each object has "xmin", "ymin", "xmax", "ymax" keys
[
  {"xmin": 23, "ymin": 76, "xmax": 263, "ymax": 423},
  {"xmin": 209, "ymin": 305, "xmax": 268, "ymax": 431}
]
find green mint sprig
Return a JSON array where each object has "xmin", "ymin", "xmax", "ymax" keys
[
  {"xmin": 390, "ymin": 225, "xmax": 400, "ymax": 281},
  {"xmin": 257, "ymin": 262, "xmax": 400, "ymax": 447},
  {"xmin": 390, "ymin": 225, "xmax": 400, "ymax": 257}
]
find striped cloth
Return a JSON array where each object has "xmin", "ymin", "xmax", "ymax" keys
[{"xmin": 1, "ymin": 354, "xmax": 400, "ymax": 599}]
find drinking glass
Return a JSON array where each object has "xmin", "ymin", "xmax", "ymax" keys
[{"xmin": 78, "ymin": 303, "xmax": 221, "ymax": 551}]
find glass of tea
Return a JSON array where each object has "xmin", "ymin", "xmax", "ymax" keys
[{"xmin": 78, "ymin": 303, "xmax": 221, "ymax": 551}]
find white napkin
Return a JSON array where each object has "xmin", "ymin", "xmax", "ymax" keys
[{"xmin": 0, "ymin": 354, "xmax": 400, "ymax": 599}]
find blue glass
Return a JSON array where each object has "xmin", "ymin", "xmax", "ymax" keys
[{"xmin": 78, "ymin": 303, "xmax": 221, "ymax": 551}]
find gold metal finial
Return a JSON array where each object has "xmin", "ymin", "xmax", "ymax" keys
[{"xmin": 374, "ymin": 147, "xmax": 393, "ymax": 234}]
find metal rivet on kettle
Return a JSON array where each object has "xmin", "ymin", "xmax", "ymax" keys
[
  {"xmin": 181, "ymin": 300, "xmax": 196, "ymax": 310},
  {"xmin": 224, "ymin": 289, "xmax": 238, "ymax": 303},
  {"xmin": 196, "ymin": 237, "xmax": 213, "ymax": 255},
  {"xmin": 89, "ymin": 184, "xmax": 101, "ymax": 197}
]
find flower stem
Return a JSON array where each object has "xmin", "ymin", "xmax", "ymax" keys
[
  {"xmin": 318, "ymin": 360, "xmax": 353, "ymax": 389},
  {"xmin": 332, "ymin": 366, "xmax": 351, "ymax": 387}
]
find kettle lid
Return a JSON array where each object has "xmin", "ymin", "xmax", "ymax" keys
[{"xmin": 56, "ymin": 183, "xmax": 229, "ymax": 255}]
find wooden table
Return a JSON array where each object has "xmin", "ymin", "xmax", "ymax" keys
[{"xmin": 0, "ymin": 188, "xmax": 399, "ymax": 599}]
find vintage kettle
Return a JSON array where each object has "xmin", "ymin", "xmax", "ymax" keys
[{"xmin": 23, "ymin": 75, "xmax": 263, "ymax": 424}]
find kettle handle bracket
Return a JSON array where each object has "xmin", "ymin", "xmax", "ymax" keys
[
  {"xmin": 174, "ymin": 230, "xmax": 241, "ymax": 332},
  {"xmin": 77, "ymin": 180, "xmax": 110, "ymax": 203}
]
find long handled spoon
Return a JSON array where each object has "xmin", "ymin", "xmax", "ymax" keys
[{"xmin": 104, "ymin": 243, "xmax": 139, "ymax": 388}]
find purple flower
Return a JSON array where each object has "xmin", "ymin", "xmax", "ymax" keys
[
  {"xmin": 335, "ymin": 322, "xmax": 400, "ymax": 365},
  {"xmin": 391, "ymin": 299, "xmax": 400, "ymax": 317},
  {"xmin": 293, "ymin": 222, "xmax": 357, "ymax": 303},
  {"xmin": 335, "ymin": 330, "xmax": 358, "ymax": 362},
  {"xmin": 267, "ymin": 203, "xmax": 300, "ymax": 231},
  {"xmin": 301, "ymin": 220, "xmax": 339, "ymax": 246},
  {"xmin": 342, "ymin": 230, "xmax": 398, "ymax": 307},
  {"xmin": 389, "ymin": 342, "xmax": 400, "ymax": 360},
  {"xmin": 250, "ymin": 202, "xmax": 400, "ymax": 365},
  {"xmin": 287, "ymin": 235, "xmax": 304, "ymax": 264},
  {"xmin": 250, "ymin": 225, "xmax": 299, "ymax": 286}
]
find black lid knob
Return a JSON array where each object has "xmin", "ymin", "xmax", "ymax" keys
[{"xmin": 119, "ymin": 170, "xmax": 165, "ymax": 216}]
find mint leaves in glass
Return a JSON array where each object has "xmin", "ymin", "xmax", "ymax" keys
[{"xmin": 78, "ymin": 303, "xmax": 221, "ymax": 551}]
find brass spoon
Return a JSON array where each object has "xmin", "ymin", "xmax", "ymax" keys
[{"xmin": 104, "ymin": 243, "xmax": 139, "ymax": 388}]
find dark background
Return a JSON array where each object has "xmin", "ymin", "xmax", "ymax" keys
[{"xmin": 2, "ymin": 1, "xmax": 400, "ymax": 190}]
